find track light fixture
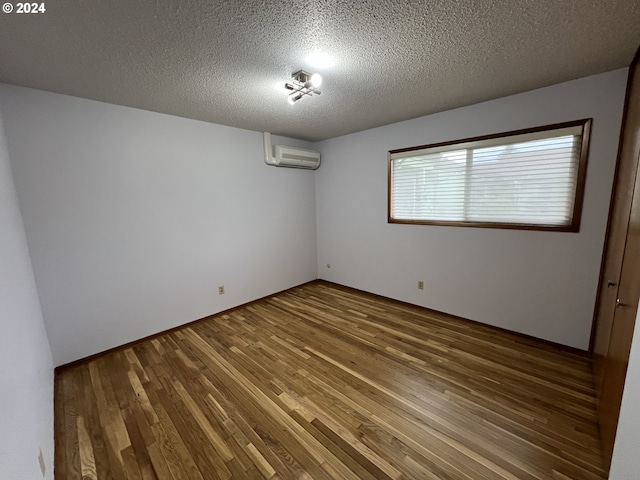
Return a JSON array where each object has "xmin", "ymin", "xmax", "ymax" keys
[{"xmin": 285, "ymin": 70, "xmax": 322, "ymax": 104}]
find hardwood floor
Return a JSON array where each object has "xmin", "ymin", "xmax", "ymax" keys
[{"xmin": 54, "ymin": 281, "xmax": 606, "ymax": 479}]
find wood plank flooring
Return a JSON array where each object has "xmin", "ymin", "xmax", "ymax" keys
[{"xmin": 54, "ymin": 281, "xmax": 607, "ymax": 479}]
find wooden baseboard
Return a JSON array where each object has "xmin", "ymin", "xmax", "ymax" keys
[
  {"xmin": 54, "ymin": 279, "xmax": 318, "ymax": 371},
  {"xmin": 316, "ymin": 279, "xmax": 589, "ymax": 357},
  {"xmin": 56, "ymin": 277, "xmax": 588, "ymax": 372}
]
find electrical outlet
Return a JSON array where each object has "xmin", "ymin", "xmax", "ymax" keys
[
  {"xmin": 218, "ymin": 285, "xmax": 225, "ymax": 295},
  {"xmin": 418, "ymin": 280, "xmax": 424, "ymax": 290}
]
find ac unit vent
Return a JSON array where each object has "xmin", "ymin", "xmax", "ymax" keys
[
  {"xmin": 263, "ymin": 132, "xmax": 320, "ymax": 170},
  {"xmin": 274, "ymin": 145, "xmax": 321, "ymax": 169}
]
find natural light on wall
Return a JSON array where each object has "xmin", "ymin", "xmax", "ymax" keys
[{"xmin": 388, "ymin": 119, "xmax": 592, "ymax": 231}]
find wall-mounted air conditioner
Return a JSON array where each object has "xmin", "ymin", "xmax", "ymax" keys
[{"xmin": 263, "ymin": 132, "xmax": 320, "ymax": 170}]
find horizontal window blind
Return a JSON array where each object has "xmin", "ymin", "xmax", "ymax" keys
[{"xmin": 389, "ymin": 120, "xmax": 591, "ymax": 231}]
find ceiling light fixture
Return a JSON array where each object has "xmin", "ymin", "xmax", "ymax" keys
[{"xmin": 285, "ymin": 70, "xmax": 322, "ymax": 105}]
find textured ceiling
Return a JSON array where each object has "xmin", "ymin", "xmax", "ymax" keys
[{"xmin": 0, "ymin": 1, "xmax": 639, "ymax": 142}]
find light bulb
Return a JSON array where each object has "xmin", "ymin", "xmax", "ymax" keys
[
  {"xmin": 310, "ymin": 73, "xmax": 322, "ymax": 88},
  {"xmin": 288, "ymin": 93, "xmax": 302, "ymax": 105}
]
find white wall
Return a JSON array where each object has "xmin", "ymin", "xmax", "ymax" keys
[
  {"xmin": 314, "ymin": 69, "xmax": 628, "ymax": 350},
  {"xmin": 0, "ymin": 68, "xmax": 635, "ymax": 478},
  {"xmin": 0, "ymin": 108, "xmax": 54, "ymax": 477},
  {"xmin": 0, "ymin": 84, "xmax": 318, "ymax": 366},
  {"xmin": 610, "ymin": 305, "xmax": 640, "ymax": 479}
]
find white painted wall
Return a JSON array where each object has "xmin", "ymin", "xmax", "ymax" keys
[
  {"xmin": 610, "ymin": 305, "xmax": 640, "ymax": 479},
  {"xmin": 0, "ymin": 69, "xmax": 636, "ymax": 477},
  {"xmin": 0, "ymin": 84, "xmax": 318, "ymax": 366},
  {"xmin": 0, "ymin": 108, "xmax": 54, "ymax": 477},
  {"xmin": 314, "ymin": 69, "xmax": 628, "ymax": 350}
]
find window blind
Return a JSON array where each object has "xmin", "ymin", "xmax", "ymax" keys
[{"xmin": 388, "ymin": 120, "xmax": 590, "ymax": 231}]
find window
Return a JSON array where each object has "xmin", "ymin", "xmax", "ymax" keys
[{"xmin": 388, "ymin": 119, "xmax": 591, "ymax": 231}]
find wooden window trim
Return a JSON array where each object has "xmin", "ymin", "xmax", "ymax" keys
[{"xmin": 387, "ymin": 118, "xmax": 592, "ymax": 232}]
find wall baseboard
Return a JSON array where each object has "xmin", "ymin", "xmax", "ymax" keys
[
  {"xmin": 54, "ymin": 280, "xmax": 318, "ymax": 371},
  {"xmin": 316, "ymin": 279, "xmax": 590, "ymax": 358},
  {"xmin": 56, "ymin": 277, "xmax": 589, "ymax": 372}
]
